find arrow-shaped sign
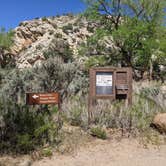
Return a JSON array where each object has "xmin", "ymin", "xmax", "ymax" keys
[
  {"xmin": 32, "ymin": 94, "xmax": 39, "ymax": 99},
  {"xmin": 26, "ymin": 92, "xmax": 59, "ymax": 105}
]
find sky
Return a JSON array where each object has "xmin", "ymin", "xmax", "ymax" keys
[{"xmin": 0, "ymin": 0, "xmax": 86, "ymax": 31}]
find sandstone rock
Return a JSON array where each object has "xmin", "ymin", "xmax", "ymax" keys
[
  {"xmin": 0, "ymin": 15, "xmax": 116, "ymax": 68},
  {"xmin": 153, "ymin": 113, "xmax": 166, "ymax": 133}
]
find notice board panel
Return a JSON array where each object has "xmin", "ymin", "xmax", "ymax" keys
[
  {"xmin": 96, "ymin": 72, "xmax": 113, "ymax": 95},
  {"xmin": 89, "ymin": 67, "xmax": 116, "ymax": 99}
]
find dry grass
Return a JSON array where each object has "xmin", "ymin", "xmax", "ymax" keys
[
  {"xmin": 56, "ymin": 123, "xmax": 92, "ymax": 154},
  {"xmin": 62, "ymin": 81, "xmax": 166, "ymax": 138}
]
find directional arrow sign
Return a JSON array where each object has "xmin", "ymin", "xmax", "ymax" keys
[
  {"xmin": 32, "ymin": 94, "xmax": 39, "ymax": 99},
  {"xmin": 26, "ymin": 92, "xmax": 59, "ymax": 105}
]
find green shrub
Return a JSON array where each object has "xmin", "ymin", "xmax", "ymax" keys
[
  {"xmin": 42, "ymin": 147, "xmax": 53, "ymax": 157},
  {"xmin": 66, "ymin": 13, "xmax": 74, "ymax": 18},
  {"xmin": 54, "ymin": 33, "xmax": 62, "ymax": 38},
  {"xmin": 43, "ymin": 39, "xmax": 73, "ymax": 62},
  {"xmin": 62, "ymin": 83, "xmax": 165, "ymax": 137},
  {"xmin": 90, "ymin": 127, "xmax": 107, "ymax": 139},
  {"xmin": 0, "ymin": 99, "xmax": 62, "ymax": 154},
  {"xmin": 0, "ymin": 28, "xmax": 15, "ymax": 69},
  {"xmin": 62, "ymin": 96, "xmax": 88, "ymax": 128},
  {"xmin": 87, "ymin": 25, "xmax": 94, "ymax": 33},
  {"xmin": 0, "ymin": 28, "xmax": 14, "ymax": 49},
  {"xmin": 70, "ymin": 108, "xmax": 82, "ymax": 126},
  {"xmin": 62, "ymin": 24, "xmax": 73, "ymax": 34},
  {"xmin": 0, "ymin": 57, "xmax": 77, "ymax": 103},
  {"xmin": 90, "ymin": 94, "xmax": 163, "ymax": 134},
  {"xmin": 42, "ymin": 17, "xmax": 48, "ymax": 22},
  {"xmin": 49, "ymin": 30, "xmax": 54, "ymax": 35}
]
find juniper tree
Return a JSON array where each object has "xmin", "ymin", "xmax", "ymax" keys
[{"xmin": 0, "ymin": 28, "xmax": 14, "ymax": 68}]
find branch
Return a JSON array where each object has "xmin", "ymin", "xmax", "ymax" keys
[
  {"xmin": 98, "ymin": 0, "xmax": 112, "ymax": 15},
  {"xmin": 98, "ymin": 0, "xmax": 121, "ymax": 27}
]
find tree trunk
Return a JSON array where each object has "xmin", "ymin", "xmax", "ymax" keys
[{"xmin": 149, "ymin": 59, "xmax": 153, "ymax": 81}]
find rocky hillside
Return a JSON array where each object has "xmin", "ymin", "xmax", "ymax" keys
[{"xmin": 9, "ymin": 15, "xmax": 100, "ymax": 68}]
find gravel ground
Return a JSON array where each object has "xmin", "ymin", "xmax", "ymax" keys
[{"xmin": 32, "ymin": 138, "xmax": 166, "ymax": 166}]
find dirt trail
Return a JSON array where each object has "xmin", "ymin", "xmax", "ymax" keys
[{"xmin": 33, "ymin": 138, "xmax": 166, "ymax": 166}]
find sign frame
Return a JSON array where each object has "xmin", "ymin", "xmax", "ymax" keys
[
  {"xmin": 89, "ymin": 67, "xmax": 116, "ymax": 99},
  {"xmin": 26, "ymin": 92, "xmax": 60, "ymax": 105}
]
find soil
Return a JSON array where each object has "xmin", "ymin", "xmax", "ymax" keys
[{"xmin": 32, "ymin": 137, "xmax": 166, "ymax": 166}]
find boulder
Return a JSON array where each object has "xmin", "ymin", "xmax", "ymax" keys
[{"xmin": 152, "ymin": 113, "xmax": 166, "ymax": 133}]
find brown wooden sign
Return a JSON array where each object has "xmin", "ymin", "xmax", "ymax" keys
[
  {"xmin": 88, "ymin": 67, "xmax": 132, "ymax": 122},
  {"xmin": 26, "ymin": 92, "xmax": 59, "ymax": 105}
]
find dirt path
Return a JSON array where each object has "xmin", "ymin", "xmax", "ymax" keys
[{"xmin": 33, "ymin": 138, "xmax": 166, "ymax": 166}]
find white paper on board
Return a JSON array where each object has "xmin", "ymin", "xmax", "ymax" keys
[{"xmin": 96, "ymin": 74, "xmax": 112, "ymax": 86}]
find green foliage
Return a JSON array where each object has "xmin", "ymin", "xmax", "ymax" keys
[
  {"xmin": 62, "ymin": 23, "xmax": 73, "ymax": 34},
  {"xmin": 54, "ymin": 33, "xmax": 63, "ymax": 38},
  {"xmin": 62, "ymin": 96, "xmax": 88, "ymax": 128},
  {"xmin": 0, "ymin": 28, "xmax": 14, "ymax": 50},
  {"xmin": 42, "ymin": 147, "xmax": 53, "ymax": 157},
  {"xmin": 124, "ymin": 0, "xmax": 166, "ymax": 24},
  {"xmin": 90, "ymin": 127, "xmax": 107, "ymax": 139},
  {"xmin": 43, "ymin": 38, "xmax": 73, "ymax": 62},
  {"xmin": 82, "ymin": 0, "xmax": 166, "ymax": 80},
  {"xmin": 83, "ymin": 3, "xmax": 102, "ymax": 21},
  {"xmin": 70, "ymin": 107, "xmax": 82, "ymax": 126},
  {"xmin": 0, "ymin": 54, "xmax": 16, "ymax": 69},
  {"xmin": 0, "ymin": 28, "xmax": 15, "ymax": 69},
  {"xmin": 66, "ymin": 13, "xmax": 74, "ymax": 18},
  {"xmin": 0, "ymin": 57, "xmax": 78, "ymax": 103},
  {"xmin": 92, "ymin": 95, "xmax": 163, "ymax": 133},
  {"xmin": 84, "ymin": 0, "xmax": 165, "ymax": 27},
  {"xmin": 112, "ymin": 19, "xmax": 152, "ymax": 68},
  {"xmin": 0, "ymin": 100, "xmax": 61, "ymax": 154},
  {"xmin": 87, "ymin": 25, "xmax": 95, "ymax": 33},
  {"xmin": 68, "ymin": 69, "xmax": 89, "ymax": 95},
  {"xmin": 85, "ymin": 56, "xmax": 107, "ymax": 69},
  {"xmin": 112, "ymin": 18, "xmax": 166, "ymax": 79},
  {"xmin": 0, "ymin": 56, "xmax": 84, "ymax": 154},
  {"xmin": 140, "ymin": 129, "xmax": 165, "ymax": 147},
  {"xmin": 63, "ymin": 84, "xmax": 164, "ymax": 136},
  {"xmin": 87, "ymin": 28, "xmax": 109, "ymax": 46},
  {"xmin": 79, "ymin": 28, "xmax": 113, "ymax": 58},
  {"xmin": 42, "ymin": 17, "xmax": 48, "ymax": 22}
]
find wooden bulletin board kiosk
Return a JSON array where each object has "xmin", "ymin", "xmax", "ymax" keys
[{"xmin": 88, "ymin": 67, "xmax": 132, "ymax": 121}]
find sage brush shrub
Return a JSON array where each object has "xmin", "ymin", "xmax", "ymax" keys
[
  {"xmin": 0, "ymin": 57, "xmax": 79, "ymax": 103},
  {"xmin": 32, "ymin": 57, "xmax": 76, "ymax": 96},
  {"xmin": 0, "ymin": 99, "xmax": 62, "ymax": 154},
  {"xmin": 139, "ymin": 87, "xmax": 166, "ymax": 110},
  {"xmin": 0, "ymin": 55, "xmax": 90, "ymax": 153}
]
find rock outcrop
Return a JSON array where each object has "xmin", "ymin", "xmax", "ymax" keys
[
  {"xmin": 9, "ymin": 15, "xmax": 102, "ymax": 68},
  {"xmin": 152, "ymin": 113, "xmax": 166, "ymax": 133}
]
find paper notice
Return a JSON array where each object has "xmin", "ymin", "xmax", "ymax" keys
[{"xmin": 96, "ymin": 74, "xmax": 112, "ymax": 86}]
